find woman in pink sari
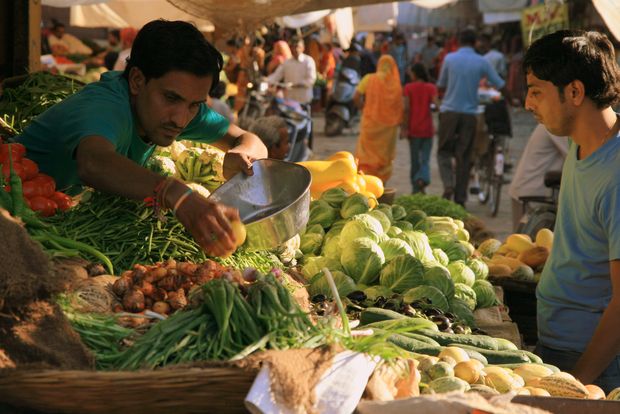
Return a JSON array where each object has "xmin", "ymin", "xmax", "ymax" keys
[{"xmin": 267, "ymin": 40, "xmax": 292, "ymax": 75}]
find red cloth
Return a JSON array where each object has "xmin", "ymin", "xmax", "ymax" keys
[{"xmin": 403, "ymin": 81, "xmax": 437, "ymax": 138}]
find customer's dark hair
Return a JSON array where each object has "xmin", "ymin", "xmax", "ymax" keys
[
  {"xmin": 523, "ymin": 30, "xmax": 620, "ymax": 108},
  {"xmin": 411, "ymin": 63, "xmax": 429, "ymax": 82},
  {"xmin": 122, "ymin": 20, "xmax": 223, "ymax": 93},
  {"xmin": 459, "ymin": 29, "xmax": 476, "ymax": 46}
]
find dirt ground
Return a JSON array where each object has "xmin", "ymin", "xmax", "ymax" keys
[{"xmin": 311, "ymin": 107, "xmax": 538, "ymax": 242}]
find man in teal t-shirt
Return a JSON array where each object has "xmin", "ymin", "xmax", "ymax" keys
[
  {"xmin": 523, "ymin": 30, "xmax": 620, "ymax": 392},
  {"xmin": 17, "ymin": 20, "xmax": 268, "ymax": 258}
]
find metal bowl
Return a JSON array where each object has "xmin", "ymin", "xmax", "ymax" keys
[{"xmin": 208, "ymin": 158, "xmax": 311, "ymax": 251}]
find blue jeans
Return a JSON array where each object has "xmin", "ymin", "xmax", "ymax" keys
[
  {"xmin": 408, "ymin": 137, "xmax": 433, "ymax": 191},
  {"xmin": 535, "ymin": 343, "xmax": 620, "ymax": 393}
]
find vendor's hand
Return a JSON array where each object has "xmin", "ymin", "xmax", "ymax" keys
[
  {"xmin": 223, "ymin": 150, "xmax": 255, "ymax": 180},
  {"xmin": 175, "ymin": 193, "xmax": 240, "ymax": 257}
]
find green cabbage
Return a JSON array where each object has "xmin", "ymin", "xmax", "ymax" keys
[
  {"xmin": 308, "ymin": 270, "xmax": 356, "ymax": 299},
  {"xmin": 363, "ymin": 285, "xmax": 393, "ymax": 301},
  {"xmin": 454, "ymin": 283, "xmax": 477, "ymax": 311},
  {"xmin": 300, "ymin": 232, "xmax": 323, "ymax": 255},
  {"xmin": 340, "ymin": 237, "xmax": 385, "ymax": 285},
  {"xmin": 423, "ymin": 265, "xmax": 455, "ymax": 299},
  {"xmin": 397, "ymin": 231, "xmax": 435, "ymax": 264},
  {"xmin": 433, "ymin": 248, "xmax": 449, "ymax": 267},
  {"xmin": 447, "ymin": 261, "xmax": 476, "ymax": 287},
  {"xmin": 376, "ymin": 204, "xmax": 394, "ymax": 223},
  {"xmin": 387, "ymin": 226, "xmax": 403, "ymax": 238},
  {"xmin": 391, "ymin": 204, "xmax": 407, "ymax": 221},
  {"xmin": 467, "ymin": 258, "xmax": 489, "ymax": 280},
  {"xmin": 339, "ymin": 214, "xmax": 383, "ymax": 246},
  {"xmin": 403, "ymin": 285, "xmax": 449, "ymax": 312},
  {"xmin": 379, "ymin": 238, "xmax": 414, "ymax": 262},
  {"xmin": 320, "ymin": 187, "xmax": 348, "ymax": 208},
  {"xmin": 321, "ymin": 235, "xmax": 342, "ymax": 261},
  {"xmin": 301, "ymin": 256, "xmax": 342, "ymax": 279},
  {"xmin": 459, "ymin": 241, "xmax": 476, "ymax": 257},
  {"xmin": 323, "ymin": 222, "xmax": 345, "ymax": 245},
  {"xmin": 340, "ymin": 193, "xmax": 370, "ymax": 218},
  {"xmin": 379, "ymin": 254, "xmax": 425, "ymax": 293},
  {"xmin": 308, "ymin": 200, "xmax": 338, "ymax": 229},
  {"xmin": 393, "ymin": 220, "xmax": 414, "ymax": 232},
  {"xmin": 472, "ymin": 280, "xmax": 497, "ymax": 308},
  {"xmin": 449, "ymin": 298, "xmax": 476, "ymax": 327},
  {"xmin": 305, "ymin": 223, "xmax": 325, "ymax": 236},
  {"xmin": 434, "ymin": 240, "xmax": 471, "ymax": 262},
  {"xmin": 404, "ymin": 209, "xmax": 427, "ymax": 228},
  {"xmin": 369, "ymin": 210, "xmax": 391, "ymax": 232}
]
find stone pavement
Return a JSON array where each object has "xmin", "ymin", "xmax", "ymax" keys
[{"xmin": 311, "ymin": 107, "xmax": 538, "ymax": 242}]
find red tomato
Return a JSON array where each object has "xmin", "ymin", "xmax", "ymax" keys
[
  {"xmin": 32, "ymin": 174, "xmax": 56, "ymax": 195},
  {"xmin": 20, "ymin": 158, "xmax": 39, "ymax": 180},
  {"xmin": 29, "ymin": 196, "xmax": 58, "ymax": 217},
  {"xmin": 50, "ymin": 191, "xmax": 73, "ymax": 211},
  {"xmin": 1, "ymin": 162, "xmax": 26, "ymax": 181},
  {"xmin": 0, "ymin": 143, "xmax": 26, "ymax": 163}
]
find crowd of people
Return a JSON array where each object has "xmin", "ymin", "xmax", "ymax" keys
[{"xmin": 38, "ymin": 19, "xmax": 542, "ymax": 205}]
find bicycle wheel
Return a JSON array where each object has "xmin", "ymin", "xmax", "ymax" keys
[
  {"xmin": 489, "ymin": 175, "xmax": 502, "ymax": 217},
  {"xmin": 517, "ymin": 206, "xmax": 557, "ymax": 240},
  {"xmin": 478, "ymin": 161, "xmax": 493, "ymax": 205}
]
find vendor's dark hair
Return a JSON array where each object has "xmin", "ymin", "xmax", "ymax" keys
[
  {"xmin": 523, "ymin": 30, "xmax": 620, "ymax": 108},
  {"xmin": 123, "ymin": 19, "xmax": 223, "ymax": 94}
]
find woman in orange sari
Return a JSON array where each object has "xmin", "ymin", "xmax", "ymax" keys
[{"xmin": 353, "ymin": 55, "xmax": 403, "ymax": 183}]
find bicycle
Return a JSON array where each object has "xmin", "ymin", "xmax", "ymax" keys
[
  {"xmin": 516, "ymin": 170, "xmax": 561, "ymax": 239},
  {"xmin": 470, "ymin": 97, "xmax": 512, "ymax": 217},
  {"xmin": 470, "ymin": 133, "xmax": 507, "ymax": 217}
]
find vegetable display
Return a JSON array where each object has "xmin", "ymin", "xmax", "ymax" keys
[
  {"xmin": 42, "ymin": 191, "xmax": 281, "ymax": 274},
  {"xmin": 0, "ymin": 72, "xmax": 82, "ymax": 135},
  {"xmin": 1, "ymin": 142, "xmax": 74, "ymax": 217}
]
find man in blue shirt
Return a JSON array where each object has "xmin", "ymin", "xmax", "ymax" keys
[
  {"xmin": 524, "ymin": 30, "xmax": 620, "ymax": 392},
  {"xmin": 436, "ymin": 29, "xmax": 506, "ymax": 206},
  {"xmin": 18, "ymin": 20, "xmax": 267, "ymax": 258}
]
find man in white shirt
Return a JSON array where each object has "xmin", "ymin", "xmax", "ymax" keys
[
  {"xmin": 509, "ymin": 124, "xmax": 568, "ymax": 230},
  {"xmin": 267, "ymin": 37, "xmax": 317, "ymax": 106},
  {"xmin": 48, "ymin": 22, "xmax": 92, "ymax": 57}
]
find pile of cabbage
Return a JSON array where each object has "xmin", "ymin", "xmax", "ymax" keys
[{"xmin": 299, "ymin": 188, "xmax": 498, "ymax": 327}]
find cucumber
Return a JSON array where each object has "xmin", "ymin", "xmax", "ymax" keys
[
  {"xmin": 365, "ymin": 317, "xmax": 439, "ymax": 332},
  {"xmin": 401, "ymin": 332, "xmax": 441, "ymax": 347},
  {"xmin": 494, "ymin": 337, "xmax": 519, "ymax": 351},
  {"xmin": 359, "ymin": 307, "xmax": 406, "ymax": 325},
  {"xmin": 387, "ymin": 334, "xmax": 442, "ymax": 356},
  {"xmin": 521, "ymin": 350, "xmax": 543, "ymax": 364},
  {"xmin": 449, "ymin": 343, "xmax": 530, "ymax": 364},
  {"xmin": 418, "ymin": 329, "xmax": 499, "ymax": 350}
]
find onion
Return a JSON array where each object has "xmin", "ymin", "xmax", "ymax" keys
[
  {"xmin": 122, "ymin": 288, "xmax": 145, "ymax": 313},
  {"xmin": 152, "ymin": 301, "xmax": 171, "ymax": 315},
  {"xmin": 112, "ymin": 276, "xmax": 132, "ymax": 297}
]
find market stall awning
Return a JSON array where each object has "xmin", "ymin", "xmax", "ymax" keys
[
  {"xmin": 592, "ymin": 0, "xmax": 620, "ymax": 41},
  {"xmin": 42, "ymin": 0, "xmax": 214, "ymax": 31},
  {"xmin": 69, "ymin": 0, "xmax": 214, "ymax": 31}
]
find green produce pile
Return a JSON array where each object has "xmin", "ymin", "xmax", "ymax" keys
[
  {"xmin": 41, "ymin": 191, "xmax": 281, "ymax": 274},
  {"xmin": 395, "ymin": 194, "xmax": 469, "ymax": 221},
  {"xmin": 147, "ymin": 141, "xmax": 225, "ymax": 194},
  {"xmin": 0, "ymin": 72, "xmax": 82, "ymax": 135},
  {"xmin": 91, "ymin": 273, "xmax": 408, "ymax": 370},
  {"xmin": 299, "ymin": 188, "xmax": 498, "ymax": 329}
]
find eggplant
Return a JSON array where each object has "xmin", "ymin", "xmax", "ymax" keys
[
  {"xmin": 347, "ymin": 290, "xmax": 367, "ymax": 302},
  {"xmin": 431, "ymin": 315, "xmax": 451, "ymax": 331},
  {"xmin": 311, "ymin": 294, "xmax": 327, "ymax": 304}
]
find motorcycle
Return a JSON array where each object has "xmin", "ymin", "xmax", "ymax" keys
[
  {"xmin": 238, "ymin": 78, "xmax": 311, "ymax": 162},
  {"xmin": 324, "ymin": 67, "xmax": 360, "ymax": 137}
]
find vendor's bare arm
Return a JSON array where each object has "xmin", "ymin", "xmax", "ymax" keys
[
  {"xmin": 76, "ymin": 135, "xmax": 162, "ymax": 200},
  {"xmin": 76, "ymin": 135, "xmax": 237, "ymax": 256},
  {"xmin": 220, "ymin": 123, "xmax": 268, "ymax": 179},
  {"xmin": 571, "ymin": 260, "xmax": 620, "ymax": 383}
]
